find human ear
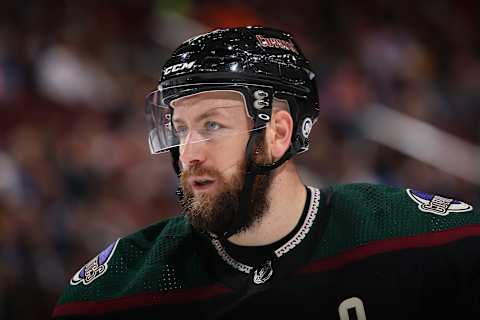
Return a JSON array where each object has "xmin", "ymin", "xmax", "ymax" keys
[{"xmin": 267, "ymin": 110, "xmax": 293, "ymax": 160}]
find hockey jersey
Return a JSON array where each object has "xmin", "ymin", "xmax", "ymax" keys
[{"xmin": 52, "ymin": 183, "xmax": 480, "ymax": 319}]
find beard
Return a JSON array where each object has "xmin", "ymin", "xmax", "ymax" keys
[{"xmin": 179, "ymin": 152, "xmax": 272, "ymax": 236}]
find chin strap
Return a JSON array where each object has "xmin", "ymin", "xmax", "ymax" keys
[{"xmin": 170, "ymin": 147, "xmax": 184, "ymax": 202}]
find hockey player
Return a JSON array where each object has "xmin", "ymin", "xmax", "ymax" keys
[{"xmin": 53, "ymin": 27, "xmax": 480, "ymax": 319}]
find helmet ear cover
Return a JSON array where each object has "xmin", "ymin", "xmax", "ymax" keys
[{"xmin": 273, "ymin": 92, "xmax": 313, "ymax": 154}]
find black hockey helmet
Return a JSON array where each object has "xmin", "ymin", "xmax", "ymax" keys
[{"xmin": 146, "ymin": 26, "xmax": 319, "ymax": 157}]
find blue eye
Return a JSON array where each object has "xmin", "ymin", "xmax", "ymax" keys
[
  {"xmin": 175, "ymin": 125, "xmax": 188, "ymax": 137},
  {"xmin": 206, "ymin": 121, "xmax": 221, "ymax": 131}
]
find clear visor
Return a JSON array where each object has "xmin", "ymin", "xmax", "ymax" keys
[{"xmin": 145, "ymin": 89, "xmax": 266, "ymax": 154}]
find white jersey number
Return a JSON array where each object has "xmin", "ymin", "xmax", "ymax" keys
[{"xmin": 338, "ymin": 297, "xmax": 367, "ymax": 320}]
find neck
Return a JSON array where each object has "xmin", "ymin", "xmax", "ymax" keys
[{"xmin": 228, "ymin": 162, "xmax": 307, "ymax": 246}]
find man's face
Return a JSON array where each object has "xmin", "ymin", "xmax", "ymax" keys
[{"xmin": 172, "ymin": 90, "xmax": 272, "ymax": 235}]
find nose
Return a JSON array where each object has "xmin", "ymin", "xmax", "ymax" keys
[{"xmin": 179, "ymin": 138, "xmax": 207, "ymax": 170}]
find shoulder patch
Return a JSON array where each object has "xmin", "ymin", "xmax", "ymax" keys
[
  {"xmin": 70, "ymin": 239, "xmax": 120, "ymax": 286},
  {"xmin": 406, "ymin": 189, "xmax": 473, "ymax": 216}
]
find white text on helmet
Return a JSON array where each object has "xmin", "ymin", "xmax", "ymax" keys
[{"xmin": 164, "ymin": 61, "xmax": 196, "ymax": 76}]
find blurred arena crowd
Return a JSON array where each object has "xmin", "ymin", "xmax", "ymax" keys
[{"xmin": 1, "ymin": 1, "xmax": 479, "ymax": 319}]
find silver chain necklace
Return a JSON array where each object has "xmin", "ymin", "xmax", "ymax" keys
[{"xmin": 210, "ymin": 186, "xmax": 320, "ymax": 284}]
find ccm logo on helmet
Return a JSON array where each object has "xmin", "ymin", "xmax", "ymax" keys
[{"xmin": 164, "ymin": 61, "xmax": 196, "ymax": 75}]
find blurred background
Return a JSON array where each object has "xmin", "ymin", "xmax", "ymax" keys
[{"xmin": 1, "ymin": 0, "xmax": 479, "ymax": 319}]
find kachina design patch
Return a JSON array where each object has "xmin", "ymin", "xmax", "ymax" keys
[
  {"xmin": 70, "ymin": 239, "xmax": 120, "ymax": 286},
  {"xmin": 406, "ymin": 189, "xmax": 473, "ymax": 216}
]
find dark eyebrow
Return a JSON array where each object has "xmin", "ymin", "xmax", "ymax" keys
[{"xmin": 173, "ymin": 107, "xmax": 231, "ymax": 124}]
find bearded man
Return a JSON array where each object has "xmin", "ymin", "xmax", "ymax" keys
[{"xmin": 53, "ymin": 27, "xmax": 480, "ymax": 320}]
